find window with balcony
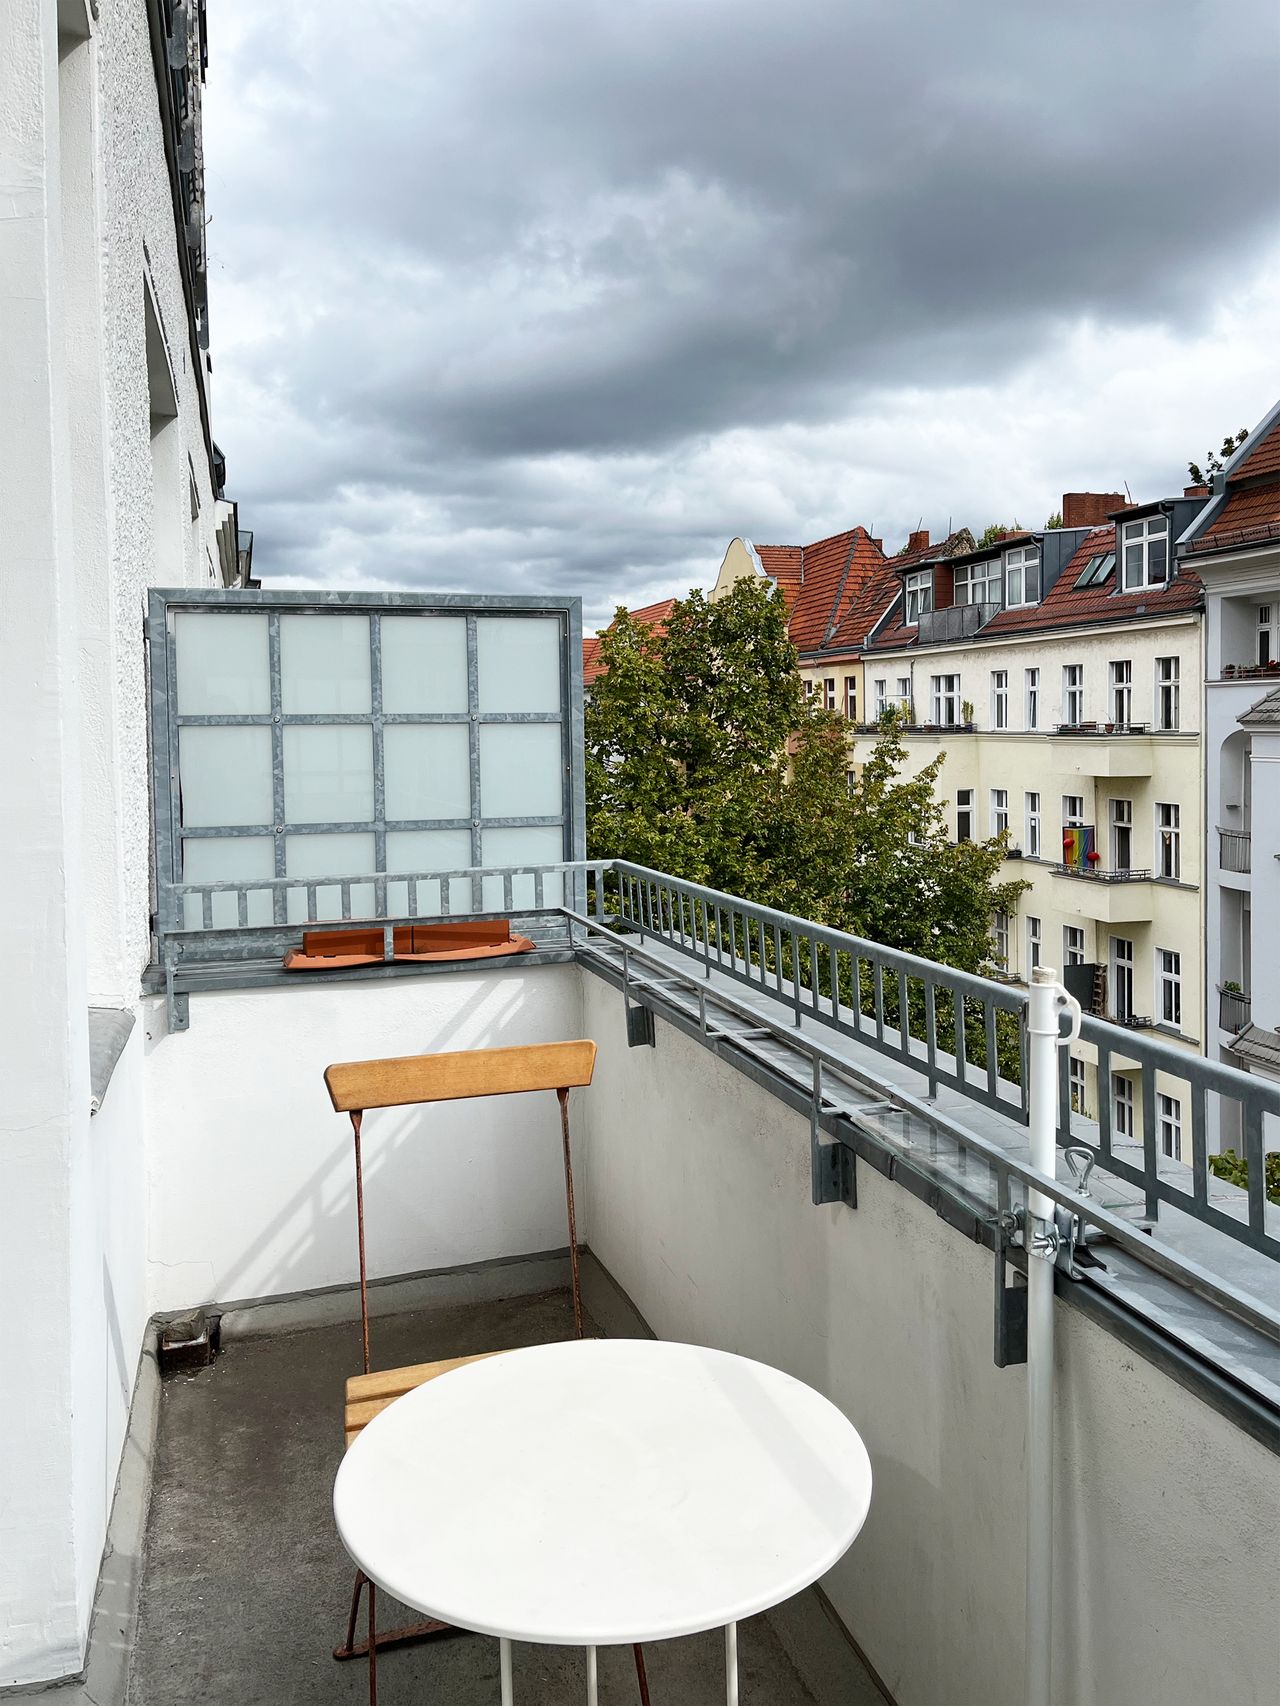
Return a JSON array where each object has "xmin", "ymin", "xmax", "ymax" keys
[
  {"xmin": 1026, "ymin": 914, "xmax": 1041, "ymax": 973},
  {"xmin": 1110, "ymin": 798, "xmax": 1132, "ymax": 870},
  {"xmin": 1111, "ymin": 936, "xmax": 1135, "ymax": 1021},
  {"xmin": 931, "ymin": 673, "xmax": 961, "ymax": 727},
  {"xmin": 1110, "ymin": 660, "xmax": 1132, "ymax": 727},
  {"xmin": 844, "ymin": 676, "xmax": 857, "ymax": 720},
  {"xmin": 1025, "ymin": 667, "xmax": 1039, "ymax": 729},
  {"xmin": 991, "ymin": 789, "xmax": 1009, "ymax": 838},
  {"xmin": 1120, "ymin": 516, "xmax": 1169, "ymax": 590},
  {"xmin": 956, "ymin": 789, "xmax": 974, "ymax": 842},
  {"xmin": 991, "ymin": 670, "xmax": 1008, "ymax": 730},
  {"xmin": 1063, "ymin": 663, "xmax": 1084, "ymax": 727},
  {"xmin": 1025, "ymin": 792, "xmax": 1040, "ymax": 857},
  {"xmin": 1158, "ymin": 948, "xmax": 1182, "ymax": 1029},
  {"xmin": 953, "ymin": 558, "xmax": 1001, "ymax": 606},
  {"xmin": 1259, "ymin": 605, "xmax": 1275, "ymax": 667},
  {"xmin": 1156, "ymin": 802, "xmax": 1180, "ymax": 879},
  {"xmin": 904, "ymin": 571, "xmax": 932, "ymax": 624},
  {"xmin": 1113, "ymin": 1073, "xmax": 1135, "ymax": 1140},
  {"xmin": 1004, "ymin": 544, "xmax": 1040, "ymax": 607},
  {"xmin": 1063, "ymin": 924, "xmax": 1085, "ymax": 967},
  {"xmin": 1063, "ymin": 794, "xmax": 1084, "ymax": 829},
  {"xmin": 1155, "ymin": 656, "xmax": 1180, "ymax": 730},
  {"xmin": 823, "ymin": 677, "xmax": 837, "ymax": 711},
  {"xmin": 1158, "ymin": 1091, "xmax": 1183, "ymax": 1161}
]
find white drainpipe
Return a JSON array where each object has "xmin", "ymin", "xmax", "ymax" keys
[{"xmin": 1026, "ymin": 968, "xmax": 1081, "ymax": 1706}]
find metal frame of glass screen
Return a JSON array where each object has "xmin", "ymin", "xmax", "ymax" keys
[{"xmin": 147, "ymin": 587, "xmax": 586, "ymax": 954}]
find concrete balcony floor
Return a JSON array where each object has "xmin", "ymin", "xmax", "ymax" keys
[{"xmin": 130, "ymin": 1285, "xmax": 883, "ymax": 1706}]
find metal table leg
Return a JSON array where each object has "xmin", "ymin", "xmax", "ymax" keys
[
  {"xmin": 726, "ymin": 1622, "xmax": 739, "ymax": 1705},
  {"xmin": 587, "ymin": 1644, "xmax": 598, "ymax": 1705},
  {"xmin": 500, "ymin": 1636, "xmax": 513, "ymax": 1705}
]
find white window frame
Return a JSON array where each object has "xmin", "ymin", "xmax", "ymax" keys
[
  {"xmin": 804, "ymin": 679, "xmax": 817, "ymax": 700},
  {"xmin": 954, "ymin": 558, "xmax": 1001, "ymax": 607},
  {"xmin": 1113, "ymin": 1073, "xmax": 1135, "ymax": 1141},
  {"xmin": 904, "ymin": 570, "xmax": 932, "ymax": 625},
  {"xmin": 823, "ymin": 676, "xmax": 837, "ymax": 711},
  {"xmin": 1025, "ymin": 667, "xmax": 1039, "ymax": 730},
  {"xmin": 1155, "ymin": 656, "xmax": 1179, "ymax": 731},
  {"xmin": 956, "ymin": 788, "xmax": 974, "ymax": 843},
  {"xmin": 1111, "ymin": 936, "xmax": 1135, "ymax": 1022},
  {"xmin": 990, "ymin": 788, "xmax": 1009, "ymax": 838},
  {"xmin": 1109, "ymin": 659, "xmax": 1132, "ymax": 727},
  {"xmin": 1157, "ymin": 947, "xmax": 1182, "ymax": 1029},
  {"xmin": 991, "ymin": 669, "xmax": 1008, "ymax": 730},
  {"xmin": 992, "ymin": 910, "xmax": 1009, "ymax": 970},
  {"xmin": 873, "ymin": 678, "xmax": 887, "ymax": 718},
  {"xmin": 1259, "ymin": 605, "xmax": 1275, "ymax": 667},
  {"xmin": 844, "ymin": 675, "xmax": 857, "ymax": 720},
  {"xmin": 1063, "ymin": 663, "xmax": 1084, "ymax": 727},
  {"xmin": 1004, "ymin": 544, "xmax": 1040, "ymax": 608},
  {"xmin": 1025, "ymin": 791, "xmax": 1040, "ymax": 858},
  {"xmin": 1158, "ymin": 1091, "xmax": 1182, "ymax": 1161},
  {"xmin": 930, "ymin": 673, "xmax": 961, "ymax": 728},
  {"xmin": 1026, "ymin": 914, "xmax": 1041, "ymax": 974},
  {"xmin": 1063, "ymin": 793, "xmax": 1084, "ymax": 828},
  {"xmin": 1120, "ymin": 515, "xmax": 1169, "ymax": 591},
  {"xmin": 1068, "ymin": 1056, "xmax": 1086, "ymax": 1116},
  {"xmin": 1063, "ymin": 925, "xmax": 1085, "ymax": 967},
  {"xmin": 1110, "ymin": 798, "xmax": 1132, "ymax": 871},
  {"xmin": 1156, "ymin": 801, "xmax": 1181, "ymax": 880}
]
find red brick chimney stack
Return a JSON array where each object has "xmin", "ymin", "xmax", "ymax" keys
[
  {"xmin": 1061, "ymin": 492, "xmax": 1127, "ymax": 528},
  {"xmin": 907, "ymin": 529, "xmax": 930, "ymax": 553}
]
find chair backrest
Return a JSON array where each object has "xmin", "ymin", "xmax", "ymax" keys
[
  {"xmin": 325, "ymin": 1040, "xmax": 597, "ymax": 1372},
  {"xmin": 325, "ymin": 1039, "xmax": 595, "ymax": 1114}
]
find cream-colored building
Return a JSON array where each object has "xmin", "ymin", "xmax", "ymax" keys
[{"xmin": 854, "ymin": 495, "xmax": 1210, "ymax": 1151}]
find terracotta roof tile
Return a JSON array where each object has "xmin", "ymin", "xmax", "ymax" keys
[
  {"xmin": 755, "ymin": 545, "xmax": 804, "ymax": 582},
  {"xmin": 1231, "ymin": 418, "xmax": 1280, "ymax": 481},
  {"xmin": 1191, "ymin": 478, "xmax": 1280, "ymax": 551},
  {"xmin": 582, "ymin": 598, "xmax": 676, "ymax": 682}
]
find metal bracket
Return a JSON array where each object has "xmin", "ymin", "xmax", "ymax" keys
[
  {"xmin": 810, "ymin": 1061, "xmax": 856, "ymax": 1207},
  {"xmin": 163, "ymin": 951, "xmax": 190, "ymax": 1033},
  {"xmin": 993, "ymin": 1206, "xmax": 1028, "ymax": 1367},
  {"xmin": 626, "ymin": 1002, "xmax": 656, "ymax": 1049}
]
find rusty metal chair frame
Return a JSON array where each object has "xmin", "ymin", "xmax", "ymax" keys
[{"xmin": 324, "ymin": 1040, "xmax": 650, "ymax": 1705}]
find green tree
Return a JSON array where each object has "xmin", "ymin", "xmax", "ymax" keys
[
  {"xmin": 585, "ymin": 577, "xmax": 1026, "ymax": 976},
  {"xmin": 1188, "ymin": 429, "xmax": 1248, "ymax": 486}
]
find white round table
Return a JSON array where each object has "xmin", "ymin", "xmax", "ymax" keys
[{"xmin": 333, "ymin": 1337, "xmax": 872, "ymax": 1703}]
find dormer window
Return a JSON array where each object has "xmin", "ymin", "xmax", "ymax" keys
[
  {"xmin": 1120, "ymin": 516, "xmax": 1168, "ymax": 590},
  {"xmin": 904, "ymin": 570, "xmax": 932, "ymax": 624},
  {"xmin": 954, "ymin": 558, "xmax": 1001, "ymax": 607},
  {"xmin": 1004, "ymin": 544, "xmax": 1040, "ymax": 607}
]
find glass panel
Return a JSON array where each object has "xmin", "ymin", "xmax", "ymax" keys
[
  {"xmin": 386, "ymin": 827, "xmax": 474, "ymax": 917},
  {"xmin": 383, "ymin": 725, "xmax": 471, "ymax": 821},
  {"xmin": 476, "ymin": 616, "xmax": 562, "ymax": 714},
  {"xmin": 175, "ymin": 612, "xmax": 270, "ymax": 714},
  {"xmin": 282, "ymin": 725, "xmax": 374, "ymax": 824},
  {"xmin": 178, "ymin": 726, "xmax": 273, "ymax": 827},
  {"xmin": 381, "ymin": 615, "xmax": 468, "ymax": 713},
  {"xmin": 284, "ymin": 831, "xmax": 376, "ymax": 923},
  {"xmin": 181, "ymin": 835, "xmax": 275, "ymax": 929},
  {"xmin": 481, "ymin": 825, "xmax": 565, "ymax": 909},
  {"xmin": 478, "ymin": 724, "xmax": 563, "ymax": 818},
  {"xmin": 280, "ymin": 614, "xmax": 371, "ymax": 714}
]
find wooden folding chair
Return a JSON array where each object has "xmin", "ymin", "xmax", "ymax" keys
[{"xmin": 325, "ymin": 1039, "xmax": 651, "ymax": 1706}]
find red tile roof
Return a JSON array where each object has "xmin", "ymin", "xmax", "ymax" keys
[
  {"xmin": 582, "ymin": 597, "xmax": 676, "ymax": 683},
  {"xmin": 1191, "ymin": 481, "xmax": 1280, "ymax": 551},
  {"xmin": 1231, "ymin": 417, "xmax": 1280, "ymax": 481}
]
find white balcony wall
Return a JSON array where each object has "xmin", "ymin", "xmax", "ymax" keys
[
  {"xmin": 141, "ymin": 965, "xmax": 585, "ymax": 1314},
  {"xmin": 579, "ymin": 979, "xmax": 1277, "ymax": 1706}
]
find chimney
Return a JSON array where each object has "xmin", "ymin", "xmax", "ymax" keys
[
  {"xmin": 907, "ymin": 529, "xmax": 929, "ymax": 553},
  {"xmin": 869, "ymin": 537, "xmax": 883, "ymax": 552},
  {"xmin": 1061, "ymin": 492, "xmax": 1127, "ymax": 529},
  {"xmin": 1184, "ymin": 483, "xmax": 1210, "ymax": 499}
]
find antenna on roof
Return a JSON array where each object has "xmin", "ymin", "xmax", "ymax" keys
[{"xmin": 1124, "ymin": 482, "xmax": 1133, "ymax": 504}]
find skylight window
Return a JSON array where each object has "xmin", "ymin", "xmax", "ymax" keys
[{"xmin": 1075, "ymin": 552, "xmax": 1115, "ymax": 589}]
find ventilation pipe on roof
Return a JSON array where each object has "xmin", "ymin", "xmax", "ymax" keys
[{"xmin": 1025, "ymin": 970, "xmax": 1082, "ymax": 1706}]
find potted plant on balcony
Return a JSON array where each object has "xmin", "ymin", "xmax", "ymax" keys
[
  {"xmin": 960, "ymin": 699, "xmax": 975, "ymax": 731},
  {"xmin": 1222, "ymin": 980, "xmax": 1243, "ymax": 994}
]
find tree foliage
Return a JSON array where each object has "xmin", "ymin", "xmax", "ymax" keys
[
  {"xmin": 585, "ymin": 576, "xmax": 1026, "ymax": 975},
  {"xmin": 1188, "ymin": 429, "xmax": 1249, "ymax": 486}
]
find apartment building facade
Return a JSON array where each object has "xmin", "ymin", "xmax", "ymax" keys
[{"xmin": 1182, "ymin": 400, "xmax": 1280, "ymax": 1098}]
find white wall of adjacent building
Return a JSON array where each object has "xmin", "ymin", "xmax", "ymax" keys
[
  {"xmin": 0, "ymin": 0, "xmax": 224, "ymax": 1682},
  {"xmin": 580, "ymin": 983, "xmax": 1279, "ymax": 1706}
]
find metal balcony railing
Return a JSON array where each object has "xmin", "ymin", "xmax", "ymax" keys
[
  {"xmin": 1220, "ymin": 985, "xmax": 1252, "ymax": 1033},
  {"xmin": 1219, "ymin": 828, "xmax": 1252, "ymax": 873},
  {"xmin": 916, "ymin": 601, "xmax": 1000, "ymax": 645},
  {"xmin": 1050, "ymin": 864, "xmax": 1152, "ymax": 882},
  {"xmin": 149, "ymin": 857, "xmax": 1280, "ymax": 1314}
]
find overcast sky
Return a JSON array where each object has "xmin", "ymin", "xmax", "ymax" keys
[{"xmin": 204, "ymin": 1, "xmax": 1280, "ymax": 632}]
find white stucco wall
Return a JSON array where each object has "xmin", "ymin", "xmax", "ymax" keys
[
  {"xmin": 0, "ymin": 0, "xmax": 224, "ymax": 1682},
  {"xmin": 579, "ymin": 977, "xmax": 1278, "ymax": 1706},
  {"xmin": 141, "ymin": 965, "xmax": 587, "ymax": 1314}
]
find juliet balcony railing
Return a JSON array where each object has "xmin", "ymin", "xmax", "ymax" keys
[
  {"xmin": 1050, "ymin": 863, "xmax": 1153, "ymax": 882},
  {"xmin": 1219, "ymin": 828, "xmax": 1252, "ymax": 873},
  {"xmin": 1220, "ymin": 985, "xmax": 1252, "ymax": 1034}
]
